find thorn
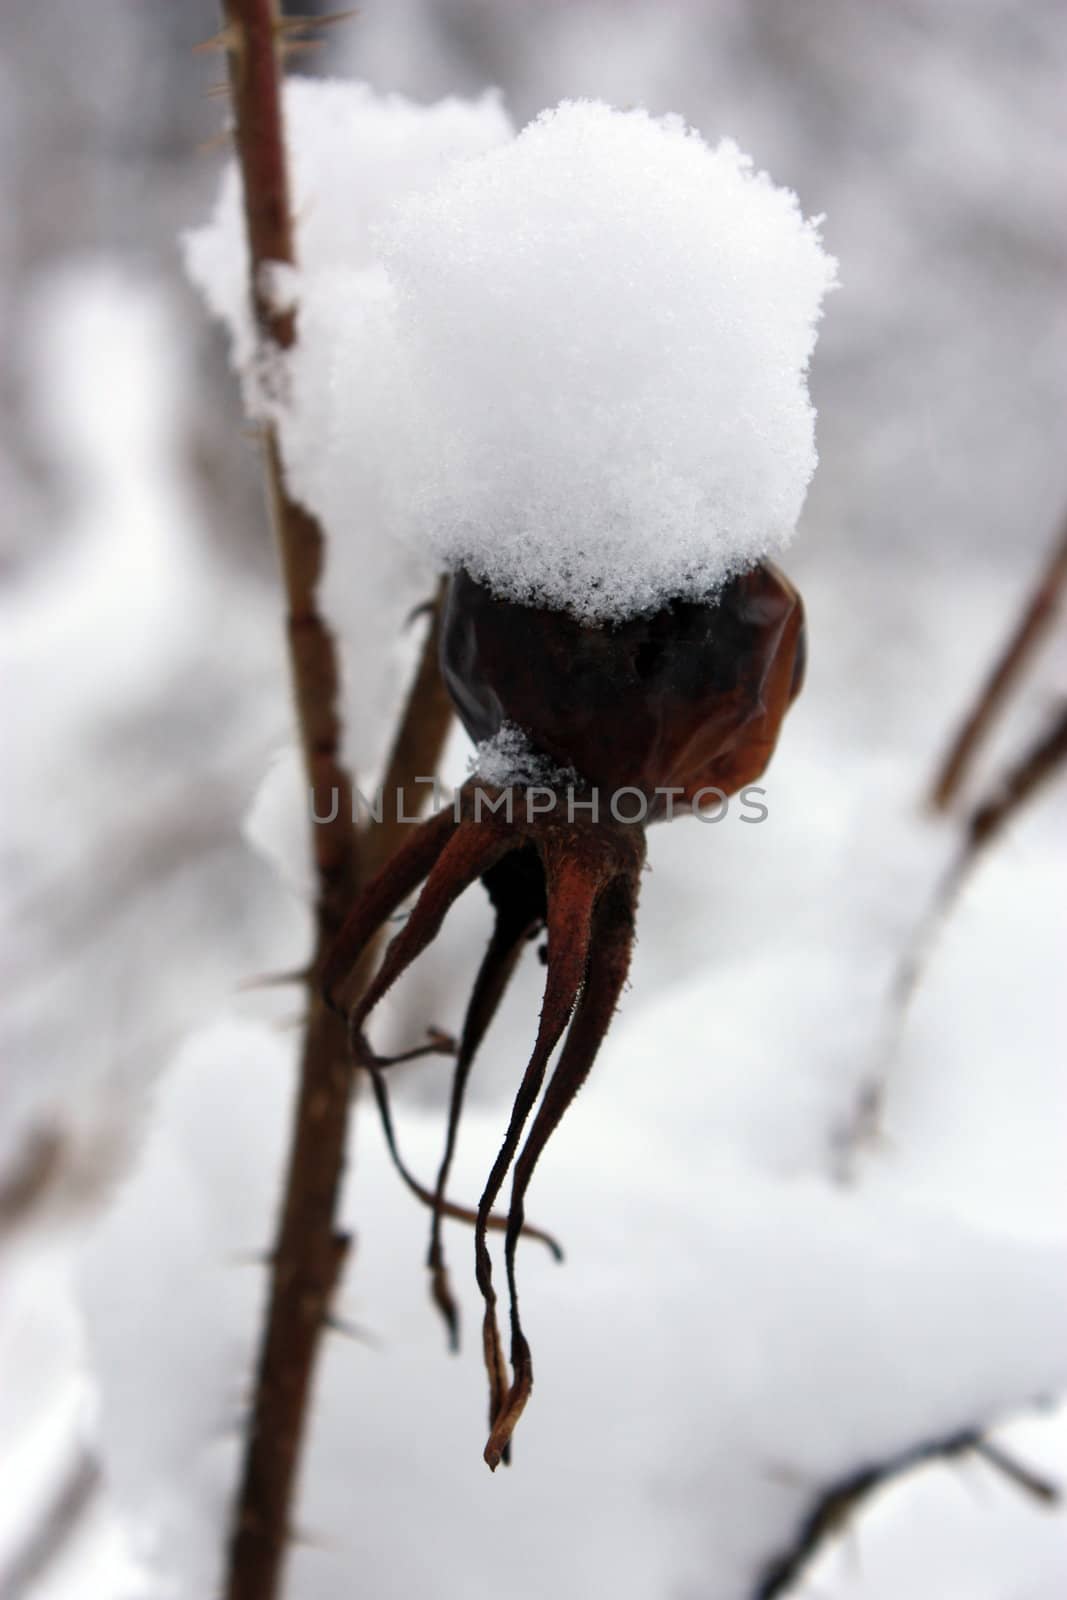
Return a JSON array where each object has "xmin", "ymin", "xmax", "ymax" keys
[
  {"xmin": 286, "ymin": 1524, "xmax": 334, "ymax": 1552},
  {"xmin": 227, "ymin": 1248, "xmax": 275, "ymax": 1268},
  {"xmin": 197, "ymin": 129, "xmax": 233, "ymax": 157},
  {"xmin": 974, "ymin": 1439, "xmax": 1060, "ymax": 1504},
  {"xmin": 323, "ymin": 1312, "xmax": 380, "ymax": 1348},
  {"xmin": 193, "ymin": 23, "xmax": 241, "ymax": 55},
  {"xmin": 275, "ymin": 8, "xmax": 360, "ymax": 37},
  {"xmin": 236, "ymin": 966, "xmax": 311, "ymax": 992}
]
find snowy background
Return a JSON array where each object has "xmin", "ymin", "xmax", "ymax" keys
[{"xmin": 2, "ymin": 3, "xmax": 1066, "ymax": 1597}]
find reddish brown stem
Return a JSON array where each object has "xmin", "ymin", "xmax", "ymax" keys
[
  {"xmin": 929, "ymin": 514, "xmax": 1067, "ymax": 811},
  {"xmin": 362, "ymin": 576, "xmax": 455, "ymax": 882},
  {"xmin": 217, "ymin": 3, "xmax": 452, "ymax": 1584},
  {"xmin": 964, "ymin": 698, "xmax": 1067, "ymax": 857},
  {"xmin": 212, "ymin": 7, "xmax": 362, "ymax": 1600}
]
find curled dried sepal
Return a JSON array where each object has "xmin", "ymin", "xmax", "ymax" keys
[
  {"xmin": 484, "ymin": 870, "xmax": 639, "ymax": 1469},
  {"xmin": 324, "ymin": 782, "xmax": 644, "ymax": 1462}
]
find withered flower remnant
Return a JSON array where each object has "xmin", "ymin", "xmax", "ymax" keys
[{"xmin": 323, "ymin": 560, "xmax": 805, "ymax": 1466}]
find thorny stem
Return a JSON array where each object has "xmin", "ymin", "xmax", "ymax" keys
[
  {"xmin": 929, "ymin": 513, "xmax": 1067, "ymax": 811},
  {"xmin": 213, "ymin": 6, "xmax": 450, "ymax": 1599}
]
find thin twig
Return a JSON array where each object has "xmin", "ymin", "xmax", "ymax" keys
[
  {"xmin": 838, "ymin": 700, "xmax": 1067, "ymax": 1170},
  {"xmin": 929, "ymin": 514, "xmax": 1067, "ymax": 811},
  {"xmin": 755, "ymin": 1413, "xmax": 1059, "ymax": 1600},
  {"xmin": 0, "ymin": 1445, "xmax": 102, "ymax": 1600},
  {"xmin": 963, "ymin": 698, "xmax": 1067, "ymax": 857},
  {"xmin": 901, "ymin": 697, "xmax": 1067, "ymax": 1022}
]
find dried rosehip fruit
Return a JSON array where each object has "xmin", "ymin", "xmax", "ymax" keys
[
  {"xmin": 324, "ymin": 559, "xmax": 806, "ymax": 1467},
  {"xmin": 441, "ymin": 561, "xmax": 805, "ymax": 814}
]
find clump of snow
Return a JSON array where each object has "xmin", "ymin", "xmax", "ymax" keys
[
  {"xmin": 379, "ymin": 100, "xmax": 837, "ymax": 620},
  {"xmin": 472, "ymin": 722, "xmax": 577, "ymax": 788},
  {"xmin": 186, "ymin": 85, "xmax": 835, "ymax": 631}
]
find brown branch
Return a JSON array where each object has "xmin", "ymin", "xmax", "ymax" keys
[
  {"xmin": 963, "ymin": 698, "xmax": 1067, "ymax": 858},
  {"xmin": 755, "ymin": 1411, "xmax": 1059, "ymax": 1600},
  {"xmin": 929, "ymin": 514, "xmax": 1067, "ymax": 811},
  {"xmin": 911, "ymin": 697, "xmax": 1067, "ymax": 1014},
  {"xmin": 362, "ymin": 576, "xmax": 455, "ymax": 883},
  {"xmin": 201, "ymin": 11, "xmax": 452, "ymax": 1593},
  {"xmin": 208, "ymin": 7, "xmax": 402, "ymax": 1599},
  {"xmin": 227, "ymin": 991, "xmax": 354, "ymax": 1600}
]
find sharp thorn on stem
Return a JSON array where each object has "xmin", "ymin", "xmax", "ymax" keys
[
  {"xmin": 197, "ymin": 129, "xmax": 233, "ymax": 157},
  {"xmin": 236, "ymin": 966, "xmax": 312, "ymax": 992},
  {"xmin": 227, "ymin": 1249, "xmax": 276, "ymax": 1268},
  {"xmin": 274, "ymin": 8, "xmax": 360, "ymax": 38},
  {"xmin": 193, "ymin": 24, "xmax": 241, "ymax": 56},
  {"xmin": 323, "ymin": 1312, "xmax": 380, "ymax": 1348}
]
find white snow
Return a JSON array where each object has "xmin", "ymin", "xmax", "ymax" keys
[
  {"xmin": 472, "ymin": 722, "xmax": 577, "ymax": 789},
  {"xmin": 378, "ymin": 100, "xmax": 836, "ymax": 620},
  {"xmin": 187, "ymin": 85, "xmax": 836, "ymax": 626},
  {"xmin": 47, "ymin": 994, "xmax": 1066, "ymax": 1600}
]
